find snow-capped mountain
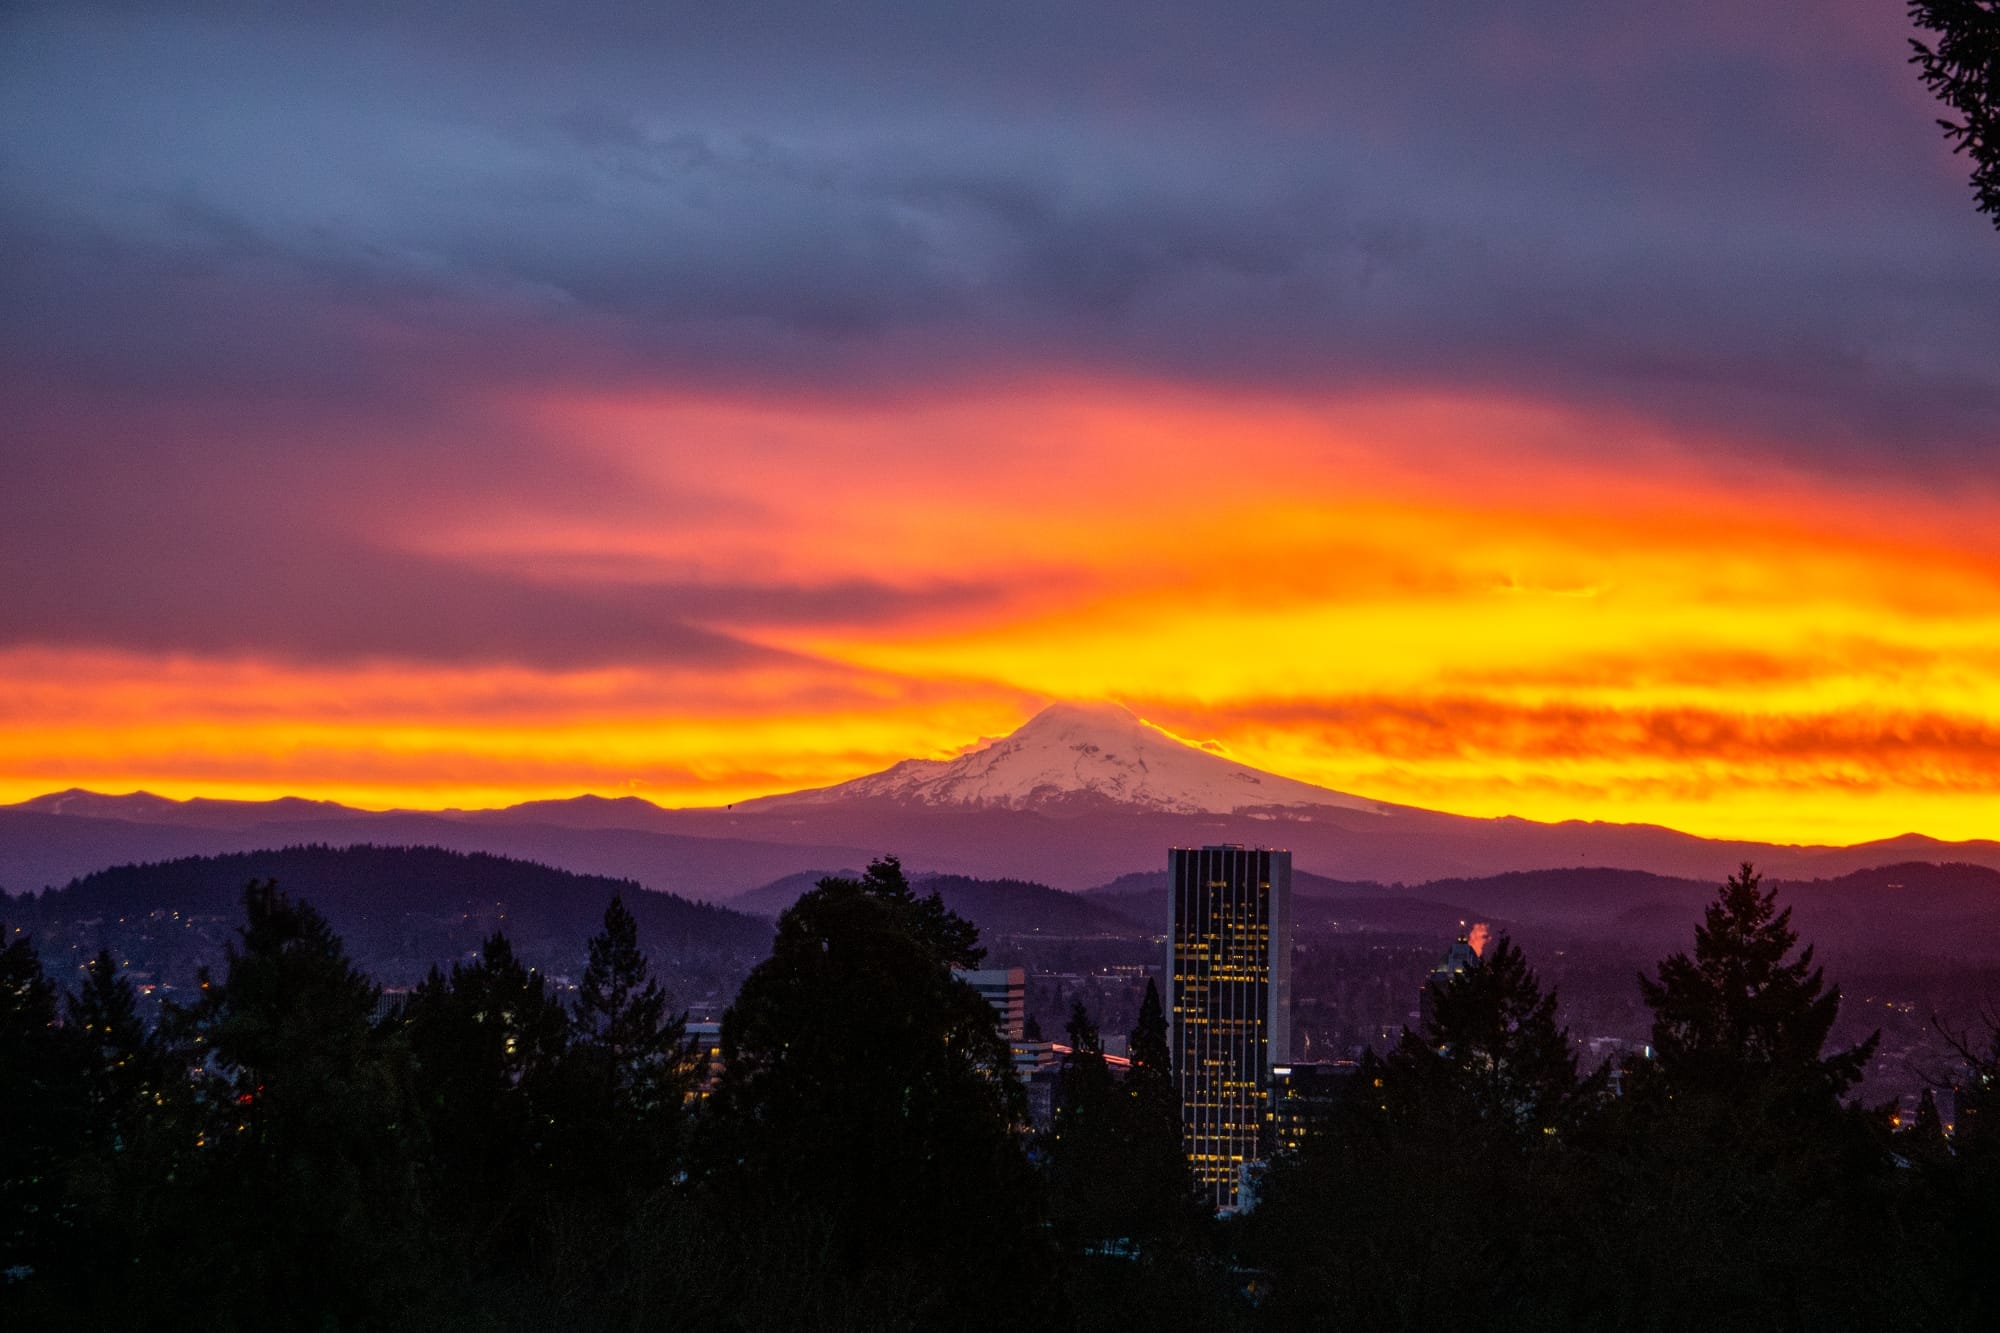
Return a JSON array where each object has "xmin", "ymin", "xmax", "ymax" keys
[
  {"xmin": 13, "ymin": 709, "xmax": 2000, "ymax": 895},
  {"xmin": 737, "ymin": 701, "xmax": 1388, "ymax": 816}
]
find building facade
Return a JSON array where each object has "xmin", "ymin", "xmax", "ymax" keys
[
  {"xmin": 955, "ymin": 965, "xmax": 1026, "ymax": 1040},
  {"xmin": 1265, "ymin": 1061, "xmax": 1357, "ymax": 1155},
  {"xmin": 1418, "ymin": 928, "xmax": 1484, "ymax": 1029},
  {"xmin": 1168, "ymin": 844, "xmax": 1292, "ymax": 1210}
]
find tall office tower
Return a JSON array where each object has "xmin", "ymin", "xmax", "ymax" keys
[{"xmin": 1169, "ymin": 844, "xmax": 1292, "ymax": 1210}]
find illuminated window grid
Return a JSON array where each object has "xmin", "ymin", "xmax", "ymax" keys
[{"xmin": 1168, "ymin": 845, "xmax": 1292, "ymax": 1211}]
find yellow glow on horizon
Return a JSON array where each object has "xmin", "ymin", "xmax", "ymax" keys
[{"xmin": 5, "ymin": 382, "xmax": 1999, "ymax": 849}]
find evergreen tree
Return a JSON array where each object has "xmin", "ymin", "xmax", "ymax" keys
[
  {"xmin": 1921, "ymin": 1019, "xmax": 2000, "ymax": 1328},
  {"xmin": 556, "ymin": 894, "xmax": 696, "ymax": 1218},
  {"xmin": 1126, "ymin": 977, "xmax": 1171, "ymax": 1083},
  {"xmin": 1249, "ymin": 936, "xmax": 1597, "ymax": 1329},
  {"xmin": 400, "ymin": 931, "xmax": 572, "ymax": 1256},
  {"xmin": 1386, "ymin": 935, "xmax": 1594, "ymax": 1145},
  {"xmin": 1123, "ymin": 977, "xmax": 1193, "ymax": 1234},
  {"xmin": 1599, "ymin": 865, "xmax": 1893, "ymax": 1330},
  {"xmin": 827, "ymin": 854, "xmax": 984, "ymax": 968},
  {"xmin": 18, "ymin": 949, "xmax": 176, "ymax": 1319},
  {"xmin": 1044, "ymin": 984, "xmax": 1217, "ymax": 1328},
  {"xmin": 1638, "ymin": 863, "xmax": 1875, "ymax": 1115},
  {"xmin": 1044, "ymin": 1001, "xmax": 1122, "ymax": 1247},
  {"xmin": 0, "ymin": 924, "xmax": 84, "ymax": 1283},
  {"xmin": 1909, "ymin": 0, "xmax": 2000, "ymax": 229},
  {"xmin": 66, "ymin": 948, "xmax": 164, "ymax": 1152},
  {"xmin": 138, "ymin": 880, "xmax": 426, "ymax": 1327},
  {"xmin": 1055, "ymin": 988, "xmax": 1234, "ymax": 1331},
  {"xmin": 1901, "ymin": 1087, "xmax": 1953, "ymax": 1168},
  {"xmin": 1952, "ymin": 1019, "xmax": 2000, "ymax": 1155},
  {"xmin": 573, "ymin": 893, "xmax": 693, "ymax": 1131},
  {"xmin": 701, "ymin": 856, "xmax": 1045, "ymax": 1328}
]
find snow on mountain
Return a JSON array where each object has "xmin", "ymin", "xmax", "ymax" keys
[{"xmin": 738, "ymin": 701, "xmax": 1387, "ymax": 817}]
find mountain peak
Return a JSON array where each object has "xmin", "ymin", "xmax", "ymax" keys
[
  {"xmin": 1003, "ymin": 699, "xmax": 1169, "ymax": 746},
  {"xmin": 6, "ymin": 788, "xmax": 365, "ymax": 827},
  {"xmin": 738, "ymin": 700, "xmax": 1384, "ymax": 817},
  {"xmin": 1018, "ymin": 699, "xmax": 1147, "ymax": 729},
  {"xmin": 14, "ymin": 788, "xmax": 174, "ymax": 817}
]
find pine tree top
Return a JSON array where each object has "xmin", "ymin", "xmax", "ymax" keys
[{"xmin": 1640, "ymin": 863, "xmax": 1875, "ymax": 1109}]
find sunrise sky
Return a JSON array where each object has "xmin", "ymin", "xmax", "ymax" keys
[{"xmin": 4, "ymin": 2, "xmax": 1998, "ymax": 843}]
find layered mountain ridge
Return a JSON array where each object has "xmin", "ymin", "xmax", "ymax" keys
[{"xmin": 7, "ymin": 701, "xmax": 2000, "ymax": 896}]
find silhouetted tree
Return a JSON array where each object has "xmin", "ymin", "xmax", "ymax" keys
[
  {"xmin": 1123, "ymin": 977, "xmax": 1197, "ymax": 1239},
  {"xmin": 1918, "ymin": 1017, "xmax": 2000, "ymax": 1328},
  {"xmin": 1250, "ymin": 935, "xmax": 1596, "ymax": 1329},
  {"xmin": 1385, "ymin": 935, "xmax": 1597, "ymax": 1146},
  {"xmin": 1044, "ymin": 1000, "xmax": 1123, "ymax": 1247},
  {"xmin": 1941, "ymin": 1014, "xmax": 1999, "ymax": 1155},
  {"xmin": 700, "ymin": 856, "xmax": 1045, "ymax": 1328},
  {"xmin": 21, "ymin": 948, "xmax": 176, "ymax": 1309},
  {"xmin": 65, "ymin": 949, "xmax": 166, "ymax": 1150},
  {"xmin": 0, "ymin": 924, "xmax": 84, "ymax": 1284},
  {"xmin": 1597, "ymin": 865, "xmax": 1894, "ymax": 1330},
  {"xmin": 1051, "ymin": 984, "xmax": 1237, "ymax": 1331},
  {"xmin": 1901, "ymin": 1086, "xmax": 1953, "ymax": 1167},
  {"xmin": 1909, "ymin": 1, "xmax": 2000, "ymax": 228},
  {"xmin": 401, "ymin": 932, "xmax": 572, "ymax": 1260},
  {"xmin": 571, "ymin": 894, "xmax": 694, "ymax": 1158},
  {"xmin": 138, "ymin": 880, "xmax": 426, "ymax": 1327},
  {"xmin": 1639, "ymin": 863, "xmax": 1875, "ymax": 1115}
]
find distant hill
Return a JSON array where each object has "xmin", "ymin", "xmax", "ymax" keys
[
  {"xmin": 913, "ymin": 874, "xmax": 1147, "ymax": 939},
  {"xmin": 735, "ymin": 869, "xmax": 1147, "ymax": 940},
  {"xmin": 1399, "ymin": 862, "xmax": 2000, "ymax": 962},
  {"xmin": 13, "ymin": 788, "xmax": 371, "ymax": 828},
  {"xmin": 731, "ymin": 869, "xmax": 861, "ymax": 916},
  {"xmin": 0, "ymin": 811, "xmax": 257, "ymax": 897},
  {"xmin": 5, "ymin": 844, "xmax": 773, "ymax": 1002},
  {"xmin": 1086, "ymin": 867, "xmax": 1385, "ymax": 900},
  {"xmin": 1089, "ymin": 882, "xmax": 1484, "ymax": 938},
  {"xmin": 0, "ymin": 808, "xmax": 880, "ymax": 903},
  {"xmin": 1089, "ymin": 866, "xmax": 1417, "ymax": 937},
  {"xmin": 1288, "ymin": 895, "xmax": 1495, "ymax": 936},
  {"xmin": 1412, "ymin": 867, "xmax": 1716, "ymax": 926},
  {"xmin": 1081, "ymin": 861, "xmax": 2000, "ymax": 962},
  {"xmin": 1771, "ymin": 862, "xmax": 2000, "ymax": 961}
]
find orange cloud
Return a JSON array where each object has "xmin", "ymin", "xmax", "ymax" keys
[
  {"xmin": 0, "ymin": 649, "xmax": 1034, "ymax": 811},
  {"xmin": 5, "ymin": 380, "xmax": 1998, "ymax": 847}
]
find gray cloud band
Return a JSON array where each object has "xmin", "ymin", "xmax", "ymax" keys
[{"xmin": 3, "ymin": 0, "xmax": 1996, "ymax": 664}]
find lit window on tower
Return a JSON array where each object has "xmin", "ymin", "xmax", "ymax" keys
[{"xmin": 1168, "ymin": 844, "xmax": 1291, "ymax": 1211}]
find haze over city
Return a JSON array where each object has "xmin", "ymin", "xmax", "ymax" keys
[{"xmin": 6, "ymin": 1, "xmax": 1999, "ymax": 846}]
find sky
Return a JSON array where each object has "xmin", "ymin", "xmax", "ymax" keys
[{"xmin": 3, "ymin": 1, "xmax": 1998, "ymax": 843}]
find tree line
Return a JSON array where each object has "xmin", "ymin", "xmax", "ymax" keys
[
  {"xmin": 1247, "ymin": 865, "xmax": 1999, "ymax": 1331},
  {"xmin": 4, "ymin": 860, "xmax": 1998, "ymax": 1331}
]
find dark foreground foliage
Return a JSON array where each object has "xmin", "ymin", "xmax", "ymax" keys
[
  {"xmin": 3, "ymin": 861, "xmax": 1996, "ymax": 1331},
  {"xmin": 1909, "ymin": 0, "xmax": 2000, "ymax": 229},
  {"xmin": 1245, "ymin": 865, "xmax": 1996, "ymax": 1332}
]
